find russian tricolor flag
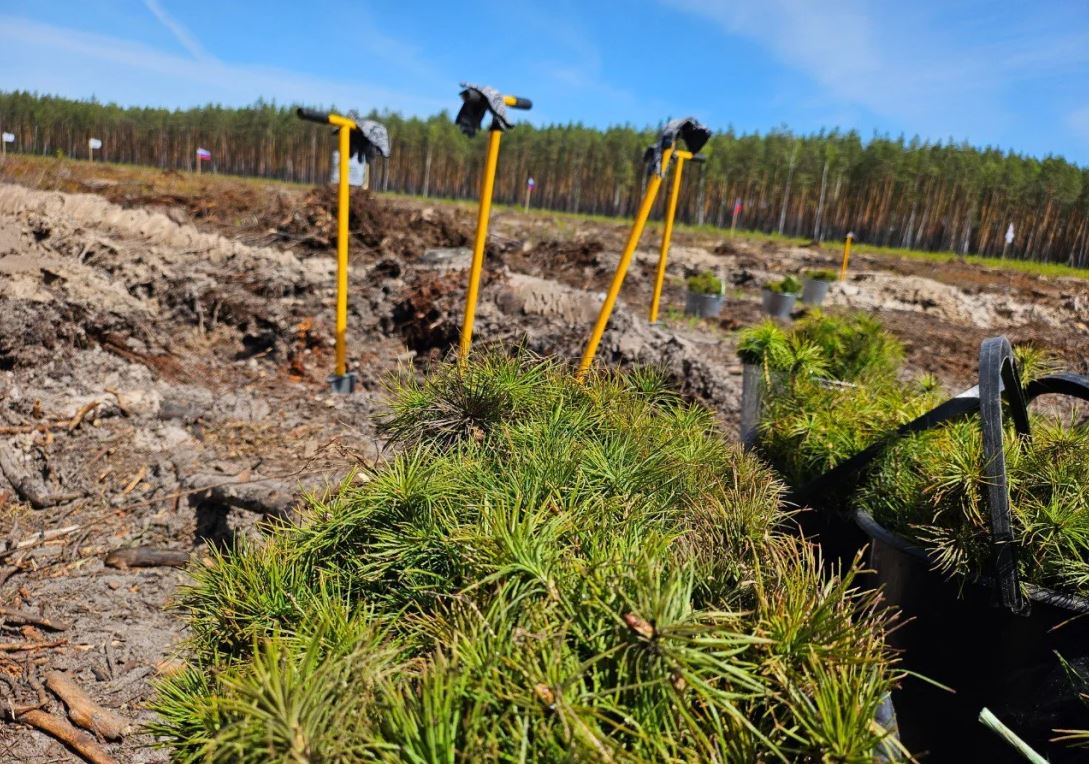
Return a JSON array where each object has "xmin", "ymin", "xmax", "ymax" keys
[{"xmin": 196, "ymin": 148, "xmax": 211, "ymax": 161}]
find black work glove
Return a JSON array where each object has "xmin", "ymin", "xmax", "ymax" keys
[
  {"xmin": 345, "ymin": 119, "xmax": 391, "ymax": 162},
  {"xmin": 456, "ymin": 83, "xmax": 511, "ymax": 137}
]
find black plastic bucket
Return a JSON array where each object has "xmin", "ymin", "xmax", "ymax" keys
[
  {"xmin": 784, "ymin": 338, "xmax": 1089, "ymax": 760},
  {"xmin": 855, "ymin": 509, "xmax": 1089, "ymax": 761}
]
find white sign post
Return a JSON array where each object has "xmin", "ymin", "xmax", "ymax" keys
[
  {"xmin": 330, "ymin": 150, "xmax": 366, "ymax": 188},
  {"xmin": 1003, "ymin": 223, "xmax": 1014, "ymax": 259},
  {"xmin": 88, "ymin": 137, "xmax": 102, "ymax": 161},
  {"xmin": 1, "ymin": 132, "xmax": 13, "ymax": 157}
]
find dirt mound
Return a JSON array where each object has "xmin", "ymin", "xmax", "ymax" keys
[
  {"xmin": 496, "ymin": 273, "xmax": 603, "ymax": 324},
  {"xmin": 0, "ymin": 181, "xmax": 406, "ymax": 761},
  {"xmin": 502, "ymin": 237, "xmax": 609, "ymax": 289},
  {"xmin": 383, "ymin": 274, "xmax": 464, "ymax": 359},
  {"xmin": 831, "ymin": 271, "xmax": 1071, "ymax": 329},
  {"xmin": 535, "ymin": 237, "xmax": 604, "ymax": 267},
  {"xmin": 475, "ymin": 272, "xmax": 743, "ymax": 417},
  {"xmin": 0, "ymin": 300, "xmax": 93, "ymax": 369},
  {"xmin": 713, "ymin": 238, "xmax": 745, "ymax": 256},
  {"xmin": 273, "ymin": 187, "xmax": 472, "ymax": 257}
]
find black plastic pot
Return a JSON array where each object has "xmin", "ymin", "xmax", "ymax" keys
[
  {"xmin": 854, "ymin": 509, "xmax": 1089, "ymax": 761},
  {"xmin": 787, "ymin": 338, "xmax": 1089, "ymax": 761}
]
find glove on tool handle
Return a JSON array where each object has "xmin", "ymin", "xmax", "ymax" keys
[{"xmin": 297, "ymin": 108, "xmax": 331, "ymax": 125}]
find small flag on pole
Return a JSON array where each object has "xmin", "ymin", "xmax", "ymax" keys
[
  {"xmin": 196, "ymin": 148, "xmax": 211, "ymax": 161},
  {"xmin": 3, "ymin": 132, "xmax": 15, "ymax": 143},
  {"xmin": 524, "ymin": 177, "xmax": 536, "ymax": 212},
  {"xmin": 733, "ymin": 198, "xmax": 743, "ymax": 215}
]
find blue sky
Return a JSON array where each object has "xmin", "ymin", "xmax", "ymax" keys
[{"xmin": 2, "ymin": 1, "xmax": 1089, "ymax": 164}]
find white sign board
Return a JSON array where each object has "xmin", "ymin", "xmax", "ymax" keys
[
  {"xmin": 330, "ymin": 150, "xmax": 366, "ymax": 187},
  {"xmin": 1005, "ymin": 223, "xmax": 1015, "ymax": 245},
  {"xmin": 1, "ymin": 133, "xmax": 13, "ymax": 143},
  {"xmin": 88, "ymin": 138, "xmax": 102, "ymax": 150}
]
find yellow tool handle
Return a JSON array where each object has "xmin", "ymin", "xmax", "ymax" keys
[
  {"xmin": 578, "ymin": 147, "xmax": 674, "ymax": 378},
  {"xmin": 459, "ymin": 130, "xmax": 503, "ymax": 362},
  {"xmin": 649, "ymin": 154, "xmax": 686, "ymax": 324},
  {"xmin": 840, "ymin": 233, "xmax": 854, "ymax": 281},
  {"xmin": 334, "ymin": 125, "xmax": 351, "ymax": 376}
]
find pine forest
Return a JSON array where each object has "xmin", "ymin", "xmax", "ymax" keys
[{"xmin": 2, "ymin": 90, "xmax": 1087, "ymax": 267}]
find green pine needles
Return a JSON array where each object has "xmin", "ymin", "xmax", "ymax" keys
[
  {"xmin": 151, "ymin": 351, "xmax": 903, "ymax": 762},
  {"xmin": 742, "ymin": 311, "xmax": 1089, "ymax": 601},
  {"xmin": 739, "ymin": 311, "xmax": 932, "ymax": 487},
  {"xmin": 686, "ymin": 271, "xmax": 723, "ymax": 295},
  {"xmin": 764, "ymin": 276, "xmax": 803, "ymax": 296},
  {"xmin": 858, "ymin": 414, "xmax": 1089, "ymax": 598}
]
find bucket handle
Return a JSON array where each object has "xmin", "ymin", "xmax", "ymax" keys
[
  {"xmin": 791, "ymin": 337, "xmax": 1089, "ymax": 615},
  {"xmin": 977, "ymin": 337, "xmax": 1031, "ymax": 615}
]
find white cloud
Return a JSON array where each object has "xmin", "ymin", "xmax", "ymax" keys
[
  {"xmin": 0, "ymin": 16, "xmax": 446, "ymax": 115},
  {"xmin": 142, "ymin": 0, "xmax": 216, "ymax": 63},
  {"xmin": 662, "ymin": 0, "xmax": 1089, "ymax": 141}
]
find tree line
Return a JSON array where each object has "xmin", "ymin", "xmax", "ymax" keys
[{"xmin": 2, "ymin": 90, "xmax": 1087, "ymax": 266}]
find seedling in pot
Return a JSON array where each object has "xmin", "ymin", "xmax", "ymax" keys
[
  {"xmin": 761, "ymin": 275, "xmax": 803, "ymax": 319},
  {"xmin": 684, "ymin": 270, "xmax": 724, "ymax": 318},
  {"xmin": 748, "ymin": 321, "xmax": 1089, "ymax": 759},
  {"xmin": 737, "ymin": 311, "xmax": 919, "ymax": 480},
  {"xmin": 802, "ymin": 269, "xmax": 837, "ymax": 306}
]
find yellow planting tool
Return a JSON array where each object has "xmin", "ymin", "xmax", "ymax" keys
[
  {"xmin": 648, "ymin": 150, "xmax": 707, "ymax": 324},
  {"xmin": 455, "ymin": 83, "xmax": 533, "ymax": 363},
  {"xmin": 296, "ymin": 108, "xmax": 390, "ymax": 393},
  {"xmin": 840, "ymin": 231, "xmax": 855, "ymax": 281},
  {"xmin": 578, "ymin": 118, "xmax": 711, "ymax": 378}
]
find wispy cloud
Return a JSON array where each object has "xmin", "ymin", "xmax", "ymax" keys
[
  {"xmin": 496, "ymin": 2, "xmax": 669, "ymax": 125},
  {"xmin": 0, "ymin": 16, "xmax": 446, "ymax": 115},
  {"xmin": 662, "ymin": 0, "xmax": 1089, "ymax": 142},
  {"xmin": 142, "ymin": 0, "xmax": 216, "ymax": 63}
]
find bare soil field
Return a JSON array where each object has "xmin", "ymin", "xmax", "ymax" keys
[{"xmin": 1, "ymin": 157, "xmax": 1087, "ymax": 762}]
